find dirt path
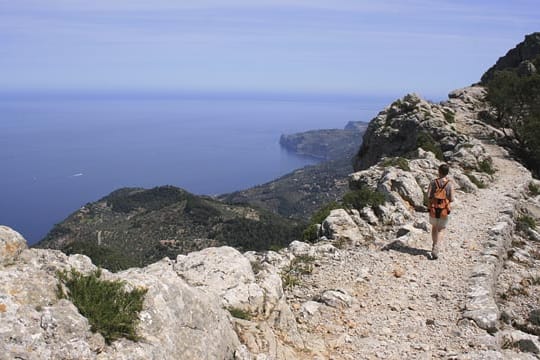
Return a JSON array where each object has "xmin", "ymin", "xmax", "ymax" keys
[{"xmin": 288, "ymin": 143, "xmax": 531, "ymax": 359}]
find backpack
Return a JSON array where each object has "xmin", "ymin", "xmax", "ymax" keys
[{"xmin": 429, "ymin": 178, "xmax": 450, "ymax": 218}]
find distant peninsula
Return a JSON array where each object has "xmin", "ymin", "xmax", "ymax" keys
[{"xmin": 279, "ymin": 120, "xmax": 369, "ymax": 160}]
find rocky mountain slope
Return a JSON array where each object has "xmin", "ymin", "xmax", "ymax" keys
[
  {"xmin": 481, "ymin": 32, "xmax": 540, "ymax": 83},
  {"xmin": 3, "ymin": 33, "xmax": 540, "ymax": 359}
]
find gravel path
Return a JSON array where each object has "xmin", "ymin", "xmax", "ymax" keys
[{"xmin": 287, "ymin": 143, "xmax": 531, "ymax": 359}]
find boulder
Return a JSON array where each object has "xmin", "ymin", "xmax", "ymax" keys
[
  {"xmin": 378, "ymin": 168, "xmax": 425, "ymax": 210},
  {"xmin": 174, "ymin": 246, "xmax": 265, "ymax": 314},
  {"xmin": 0, "ymin": 226, "xmax": 27, "ymax": 266},
  {"xmin": 322, "ymin": 209, "xmax": 369, "ymax": 246}
]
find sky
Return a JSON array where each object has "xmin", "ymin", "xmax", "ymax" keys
[{"xmin": 1, "ymin": 0, "xmax": 539, "ymax": 98}]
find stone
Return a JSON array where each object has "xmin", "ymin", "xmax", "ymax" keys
[
  {"xmin": 300, "ymin": 301, "xmax": 322, "ymax": 317},
  {"xmin": 174, "ymin": 246, "xmax": 266, "ymax": 313},
  {"xmin": 315, "ymin": 289, "xmax": 354, "ymax": 309},
  {"xmin": 322, "ymin": 209, "xmax": 365, "ymax": 245},
  {"xmin": 0, "ymin": 226, "xmax": 27, "ymax": 266},
  {"xmin": 499, "ymin": 330, "xmax": 540, "ymax": 354},
  {"xmin": 379, "ymin": 169, "xmax": 425, "ymax": 210}
]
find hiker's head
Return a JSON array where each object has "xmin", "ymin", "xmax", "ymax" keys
[{"xmin": 438, "ymin": 163, "xmax": 449, "ymax": 177}]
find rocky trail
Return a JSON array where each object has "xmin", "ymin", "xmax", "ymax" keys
[{"xmin": 285, "ymin": 142, "xmax": 532, "ymax": 359}]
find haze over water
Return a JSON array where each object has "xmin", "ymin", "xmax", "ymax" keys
[{"xmin": 0, "ymin": 92, "xmax": 393, "ymax": 245}]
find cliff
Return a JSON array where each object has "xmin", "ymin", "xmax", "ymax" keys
[
  {"xmin": 481, "ymin": 32, "xmax": 540, "ymax": 83},
  {"xmin": 279, "ymin": 122, "xmax": 368, "ymax": 161}
]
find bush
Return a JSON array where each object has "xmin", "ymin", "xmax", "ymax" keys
[
  {"xmin": 443, "ymin": 109, "xmax": 455, "ymax": 123},
  {"xmin": 281, "ymin": 255, "xmax": 315, "ymax": 288},
  {"xmin": 302, "ymin": 202, "xmax": 340, "ymax": 242},
  {"xmin": 227, "ymin": 307, "xmax": 251, "ymax": 320},
  {"xmin": 382, "ymin": 157, "xmax": 410, "ymax": 171},
  {"xmin": 310, "ymin": 202, "xmax": 340, "ymax": 225},
  {"xmin": 343, "ymin": 187, "xmax": 385, "ymax": 211},
  {"xmin": 477, "ymin": 159, "xmax": 496, "ymax": 175},
  {"xmin": 56, "ymin": 269, "xmax": 147, "ymax": 344},
  {"xmin": 466, "ymin": 174, "xmax": 486, "ymax": 189},
  {"xmin": 302, "ymin": 224, "xmax": 320, "ymax": 242},
  {"xmin": 516, "ymin": 215, "xmax": 537, "ymax": 232},
  {"xmin": 529, "ymin": 182, "xmax": 540, "ymax": 196},
  {"xmin": 416, "ymin": 131, "xmax": 444, "ymax": 160}
]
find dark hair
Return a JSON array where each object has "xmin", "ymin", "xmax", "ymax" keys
[{"xmin": 438, "ymin": 163, "xmax": 449, "ymax": 176}]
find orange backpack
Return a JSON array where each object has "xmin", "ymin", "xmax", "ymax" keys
[{"xmin": 429, "ymin": 179, "xmax": 450, "ymax": 218}]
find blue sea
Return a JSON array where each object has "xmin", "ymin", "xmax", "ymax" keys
[{"xmin": 0, "ymin": 91, "xmax": 394, "ymax": 244}]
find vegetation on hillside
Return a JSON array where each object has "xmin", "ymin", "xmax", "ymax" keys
[
  {"xmin": 484, "ymin": 55, "xmax": 540, "ymax": 176},
  {"xmin": 37, "ymin": 186, "xmax": 305, "ymax": 271}
]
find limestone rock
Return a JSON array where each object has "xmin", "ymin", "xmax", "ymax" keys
[
  {"xmin": 378, "ymin": 168, "xmax": 425, "ymax": 210},
  {"xmin": 322, "ymin": 209, "xmax": 368, "ymax": 245},
  {"xmin": 0, "ymin": 245, "xmax": 242, "ymax": 360},
  {"xmin": 315, "ymin": 289, "xmax": 354, "ymax": 309},
  {"xmin": 353, "ymin": 93, "xmax": 469, "ymax": 171},
  {"xmin": 0, "ymin": 226, "xmax": 27, "ymax": 266},
  {"xmin": 174, "ymin": 246, "xmax": 265, "ymax": 313}
]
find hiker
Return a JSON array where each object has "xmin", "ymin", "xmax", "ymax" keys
[{"xmin": 427, "ymin": 163, "xmax": 454, "ymax": 260}]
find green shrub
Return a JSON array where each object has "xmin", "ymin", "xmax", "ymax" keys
[
  {"xmin": 466, "ymin": 174, "xmax": 486, "ymax": 189},
  {"xmin": 281, "ymin": 255, "xmax": 315, "ymax": 288},
  {"xmin": 302, "ymin": 202, "xmax": 340, "ymax": 242},
  {"xmin": 310, "ymin": 202, "xmax": 340, "ymax": 225},
  {"xmin": 416, "ymin": 131, "xmax": 444, "ymax": 160},
  {"xmin": 343, "ymin": 187, "xmax": 385, "ymax": 210},
  {"xmin": 529, "ymin": 182, "xmax": 540, "ymax": 196},
  {"xmin": 56, "ymin": 269, "xmax": 147, "ymax": 344},
  {"xmin": 443, "ymin": 109, "xmax": 455, "ymax": 123},
  {"xmin": 516, "ymin": 215, "xmax": 537, "ymax": 231},
  {"xmin": 228, "ymin": 307, "xmax": 251, "ymax": 320},
  {"xmin": 381, "ymin": 157, "xmax": 410, "ymax": 171},
  {"xmin": 302, "ymin": 224, "xmax": 320, "ymax": 242},
  {"xmin": 478, "ymin": 159, "xmax": 496, "ymax": 175}
]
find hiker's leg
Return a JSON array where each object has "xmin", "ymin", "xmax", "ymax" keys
[
  {"xmin": 434, "ymin": 226, "xmax": 446, "ymax": 255},
  {"xmin": 431, "ymin": 225, "xmax": 439, "ymax": 256}
]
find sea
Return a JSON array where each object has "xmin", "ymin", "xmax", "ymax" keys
[{"xmin": 0, "ymin": 91, "xmax": 395, "ymax": 245}]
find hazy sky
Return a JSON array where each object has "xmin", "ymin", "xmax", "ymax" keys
[{"xmin": 1, "ymin": 0, "xmax": 538, "ymax": 97}]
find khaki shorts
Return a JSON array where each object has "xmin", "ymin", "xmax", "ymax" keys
[{"xmin": 429, "ymin": 216, "xmax": 449, "ymax": 228}]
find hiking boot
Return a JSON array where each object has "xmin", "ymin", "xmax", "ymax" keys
[{"xmin": 429, "ymin": 252, "xmax": 438, "ymax": 260}]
